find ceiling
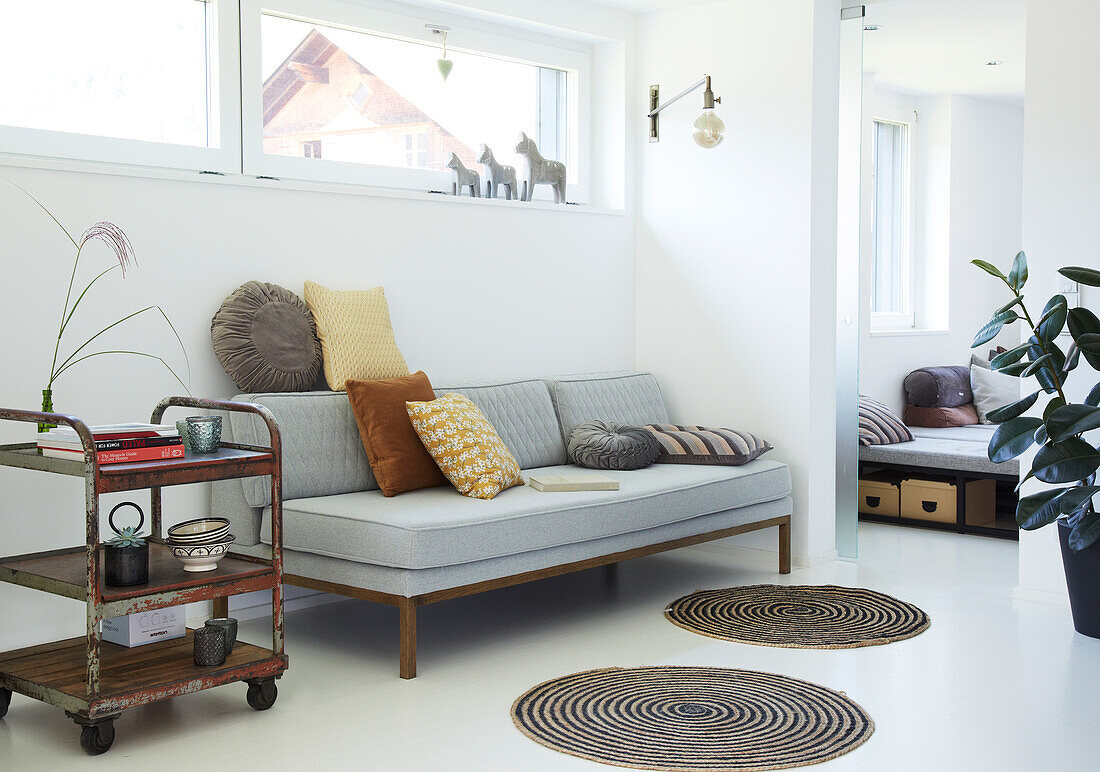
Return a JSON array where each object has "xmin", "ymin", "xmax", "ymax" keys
[{"xmin": 863, "ymin": 0, "xmax": 1026, "ymax": 107}]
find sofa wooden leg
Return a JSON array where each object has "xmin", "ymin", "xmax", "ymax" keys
[
  {"xmin": 603, "ymin": 562, "xmax": 618, "ymax": 589},
  {"xmin": 399, "ymin": 598, "xmax": 417, "ymax": 680},
  {"xmin": 779, "ymin": 520, "xmax": 792, "ymax": 575},
  {"xmin": 212, "ymin": 596, "xmax": 229, "ymax": 618}
]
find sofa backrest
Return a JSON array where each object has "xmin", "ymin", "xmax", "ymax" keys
[
  {"xmin": 433, "ymin": 378, "xmax": 566, "ymax": 468},
  {"xmin": 545, "ymin": 372, "xmax": 669, "ymax": 438},
  {"xmin": 229, "ymin": 391, "xmax": 378, "ymax": 508}
]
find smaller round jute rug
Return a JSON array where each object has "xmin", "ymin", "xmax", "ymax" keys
[
  {"xmin": 512, "ymin": 666, "xmax": 874, "ymax": 771},
  {"xmin": 665, "ymin": 585, "xmax": 930, "ymax": 649}
]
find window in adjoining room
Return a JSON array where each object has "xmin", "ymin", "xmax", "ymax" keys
[
  {"xmin": 870, "ymin": 119, "xmax": 914, "ymax": 330},
  {"xmin": 302, "ymin": 140, "xmax": 322, "ymax": 158}
]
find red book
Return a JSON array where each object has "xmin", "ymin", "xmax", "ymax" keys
[{"xmin": 41, "ymin": 444, "xmax": 186, "ymax": 465}]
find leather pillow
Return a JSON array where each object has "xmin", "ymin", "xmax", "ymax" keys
[
  {"xmin": 903, "ymin": 404, "xmax": 979, "ymax": 428},
  {"xmin": 211, "ymin": 281, "xmax": 322, "ymax": 392},
  {"xmin": 567, "ymin": 421, "xmax": 661, "ymax": 470},
  {"xmin": 347, "ymin": 372, "xmax": 447, "ymax": 497}
]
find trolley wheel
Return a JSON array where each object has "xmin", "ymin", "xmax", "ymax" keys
[
  {"xmin": 79, "ymin": 721, "xmax": 115, "ymax": 756},
  {"xmin": 246, "ymin": 678, "xmax": 278, "ymax": 711},
  {"xmin": 0, "ymin": 687, "xmax": 11, "ymax": 719}
]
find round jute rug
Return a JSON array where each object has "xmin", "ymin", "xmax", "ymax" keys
[
  {"xmin": 511, "ymin": 666, "xmax": 874, "ymax": 772},
  {"xmin": 665, "ymin": 585, "xmax": 930, "ymax": 649}
]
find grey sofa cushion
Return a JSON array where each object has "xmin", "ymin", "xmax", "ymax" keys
[
  {"xmin": 904, "ymin": 366, "xmax": 972, "ymax": 408},
  {"xmin": 433, "ymin": 378, "xmax": 567, "ymax": 468},
  {"xmin": 546, "ymin": 372, "xmax": 669, "ymax": 437},
  {"xmin": 259, "ymin": 459, "xmax": 792, "ymax": 569},
  {"xmin": 230, "ymin": 391, "xmax": 376, "ymax": 508},
  {"xmin": 567, "ymin": 421, "xmax": 660, "ymax": 470}
]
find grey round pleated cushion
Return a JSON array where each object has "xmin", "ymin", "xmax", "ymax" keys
[
  {"xmin": 567, "ymin": 421, "xmax": 661, "ymax": 471},
  {"xmin": 211, "ymin": 281, "xmax": 322, "ymax": 392}
]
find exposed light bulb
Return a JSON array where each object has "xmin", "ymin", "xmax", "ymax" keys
[{"xmin": 693, "ymin": 109, "xmax": 725, "ymax": 148}]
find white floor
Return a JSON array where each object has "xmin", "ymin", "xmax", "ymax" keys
[{"xmin": 2, "ymin": 523, "xmax": 1097, "ymax": 771}]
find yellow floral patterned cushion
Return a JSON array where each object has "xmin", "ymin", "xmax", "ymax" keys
[
  {"xmin": 406, "ymin": 394, "xmax": 524, "ymax": 500},
  {"xmin": 303, "ymin": 281, "xmax": 410, "ymax": 391}
]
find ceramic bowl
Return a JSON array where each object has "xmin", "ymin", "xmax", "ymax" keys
[
  {"xmin": 170, "ymin": 535, "xmax": 235, "ymax": 572},
  {"xmin": 167, "ymin": 518, "xmax": 230, "ymax": 544}
]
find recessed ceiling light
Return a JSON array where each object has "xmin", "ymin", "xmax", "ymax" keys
[
  {"xmin": 864, "ymin": 24, "xmax": 880, "ymax": 31},
  {"xmin": 986, "ymin": 60, "xmax": 1005, "ymax": 66}
]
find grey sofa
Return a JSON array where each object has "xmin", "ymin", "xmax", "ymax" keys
[{"xmin": 212, "ymin": 372, "xmax": 793, "ymax": 677}]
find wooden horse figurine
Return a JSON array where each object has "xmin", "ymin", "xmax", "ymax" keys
[
  {"xmin": 477, "ymin": 144, "xmax": 517, "ymax": 200},
  {"xmin": 514, "ymin": 132, "xmax": 567, "ymax": 203},
  {"xmin": 448, "ymin": 153, "xmax": 481, "ymax": 197}
]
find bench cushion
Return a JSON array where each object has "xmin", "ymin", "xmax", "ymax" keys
[
  {"xmin": 433, "ymin": 378, "xmax": 566, "ymax": 469},
  {"xmin": 260, "ymin": 459, "xmax": 792, "ymax": 570},
  {"xmin": 546, "ymin": 372, "xmax": 669, "ymax": 437},
  {"xmin": 859, "ymin": 435, "xmax": 1018, "ymax": 476}
]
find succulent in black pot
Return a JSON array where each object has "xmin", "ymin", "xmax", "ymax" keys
[
  {"xmin": 104, "ymin": 502, "xmax": 149, "ymax": 587},
  {"xmin": 972, "ymin": 253, "xmax": 1100, "ymax": 637}
]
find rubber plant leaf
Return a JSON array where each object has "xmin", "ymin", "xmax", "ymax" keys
[
  {"xmin": 986, "ymin": 392, "xmax": 1040, "ymax": 424},
  {"xmin": 1007, "ymin": 250, "xmax": 1028, "ymax": 291},
  {"xmin": 988, "ymin": 416, "xmax": 1044, "ymax": 464},
  {"xmin": 1059, "ymin": 266, "xmax": 1100, "ymax": 287},
  {"xmin": 1046, "ymin": 404, "xmax": 1100, "ymax": 443},
  {"xmin": 1032, "ymin": 438, "xmax": 1100, "ymax": 484},
  {"xmin": 1016, "ymin": 488, "xmax": 1067, "ymax": 530}
]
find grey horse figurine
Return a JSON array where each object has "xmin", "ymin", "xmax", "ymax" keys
[
  {"xmin": 477, "ymin": 144, "xmax": 518, "ymax": 200},
  {"xmin": 514, "ymin": 132, "xmax": 567, "ymax": 203},
  {"xmin": 448, "ymin": 153, "xmax": 481, "ymax": 197}
]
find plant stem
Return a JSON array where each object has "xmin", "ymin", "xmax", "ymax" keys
[
  {"xmin": 1009, "ymin": 283, "xmax": 1068, "ymax": 404},
  {"xmin": 49, "ymin": 244, "xmax": 84, "ymax": 387}
]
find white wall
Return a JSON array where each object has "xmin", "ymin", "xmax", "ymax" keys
[
  {"xmin": 858, "ymin": 84, "xmax": 1024, "ymax": 414},
  {"xmin": 635, "ymin": 0, "xmax": 841, "ymax": 564},
  {"xmin": 0, "ymin": 0, "xmax": 639, "ymax": 651},
  {"xmin": 1018, "ymin": 0, "xmax": 1100, "ymax": 605}
]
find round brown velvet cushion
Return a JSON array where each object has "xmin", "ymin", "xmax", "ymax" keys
[{"xmin": 211, "ymin": 281, "xmax": 322, "ymax": 392}]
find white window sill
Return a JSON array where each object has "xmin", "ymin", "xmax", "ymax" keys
[
  {"xmin": 869, "ymin": 328, "xmax": 950, "ymax": 338},
  {"xmin": 0, "ymin": 152, "xmax": 627, "ymax": 217}
]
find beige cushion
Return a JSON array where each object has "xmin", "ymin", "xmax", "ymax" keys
[
  {"xmin": 304, "ymin": 281, "xmax": 410, "ymax": 390},
  {"xmin": 970, "ymin": 364, "xmax": 1020, "ymax": 424}
]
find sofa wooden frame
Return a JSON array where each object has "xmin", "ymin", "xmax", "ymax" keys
[{"xmin": 216, "ymin": 515, "xmax": 791, "ymax": 679}]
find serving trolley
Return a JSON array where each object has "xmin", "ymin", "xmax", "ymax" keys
[{"xmin": 0, "ymin": 397, "xmax": 287, "ymax": 755}]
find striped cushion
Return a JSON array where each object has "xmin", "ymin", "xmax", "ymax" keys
[
  {"xmin": 645, "ymin": 424, "xmax": 772, "ymax": 466},
  {"xmin": 859, "ymin": 396, "xmax": 914, "ymax": 446}
]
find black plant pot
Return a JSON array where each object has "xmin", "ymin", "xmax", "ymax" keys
[
  {"xmin": 1058, "ymin": 519, "xmax": 1100, "ymax": 639},
  {"xmin": 104, "ymin": 543, "xmax": 149, "ymax": 587}
]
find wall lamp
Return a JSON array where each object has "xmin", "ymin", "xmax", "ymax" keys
[{"xmin": 648, "ymin": 75, "xmax": 724, "ymax": 148}]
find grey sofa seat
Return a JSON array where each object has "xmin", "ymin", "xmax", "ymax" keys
[{"xmin": 258, "ymin": 460, "xmax": 792, "ymax": 570}]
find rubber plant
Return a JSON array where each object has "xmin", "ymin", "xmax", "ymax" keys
[
  {"xmin": 971, "ymin": 252, "xmax": 1100, "ymax": 551},
  {"xmin": 3, "ymin": 179, "xmax": 190, "ymax": 430}
]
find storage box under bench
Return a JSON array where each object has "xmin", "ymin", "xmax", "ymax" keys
[{"xmin": 900, "ymin": 476, "xmax": 995, "ymax": 526}]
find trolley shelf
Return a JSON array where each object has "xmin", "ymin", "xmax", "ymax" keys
[
  {"xmin": 0, "ymin": 631, "xmax": 287, "ymax": 719},
  {"xmin": 0, "ymin": 444, "xmax": 275, "ymax": 493},
  {"xmin": 0, "ymin": 544, "xmax": 276, "ymax": 617}
]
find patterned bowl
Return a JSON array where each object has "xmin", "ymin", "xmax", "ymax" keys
[
  {"xmin": 170, "ymin": 535, "xmax": 235, "ymax": 572},
  {"xmin": 167, "ymin": 518, "xmax": 230, "ymax": 544}
]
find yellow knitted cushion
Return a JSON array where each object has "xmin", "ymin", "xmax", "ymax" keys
[
  {"xmin": 406, "ymin": 394, "xmax": 524, "ymax": 500},
  {"xmin": 304, "ymin": 281, "xmax": 410, "ymax": 391}
]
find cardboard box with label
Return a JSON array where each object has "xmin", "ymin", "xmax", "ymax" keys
[{"xmin": 102, "ymin": 606, "xmax": 186, "ymax": 648}]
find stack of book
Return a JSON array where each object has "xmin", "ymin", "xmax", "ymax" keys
[{"xmin": 36, "ymin": 423, "xmax": 185, "ymax": 464}]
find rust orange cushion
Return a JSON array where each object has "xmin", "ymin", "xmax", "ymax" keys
[
  {"xmin": 903, "ymin": 403, "xmax": 979, "ymax": 428},
  {"xmin": 347, "ymin": 372, "xmax": 447, "ymax": 497}
]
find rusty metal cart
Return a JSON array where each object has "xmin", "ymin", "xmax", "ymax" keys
[{"xmin": 0, "ymin": 397, "xmax": 287, "ymax": 755}]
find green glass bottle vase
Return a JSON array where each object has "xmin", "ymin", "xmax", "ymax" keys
[{"xmin": 39, "ymin": 388, "xmax": 57, "ymax": 433}]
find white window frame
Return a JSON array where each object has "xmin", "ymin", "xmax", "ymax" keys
[
  {"xmin": 239, "ymin": 0, "xmax": 591, "ymax": 202},
  {"xmin": 0, "ymin": 0, "xmax": 241, "ymax": 174},
  {"xmin": 869, "ymin": 116, "xmax": 916, "ymax": 331}
]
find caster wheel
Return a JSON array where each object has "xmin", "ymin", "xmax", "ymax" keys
[
  {"xmin": 0, "ymin": 687, "xmax": 11, "ymax": 719},
  {"xmin": 246, "ymin": 679, "xmax": 277, "ymax": 711},
  {"xmin": 79, "ymin": 722, "xmax": 115, "ymax": 755}
]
